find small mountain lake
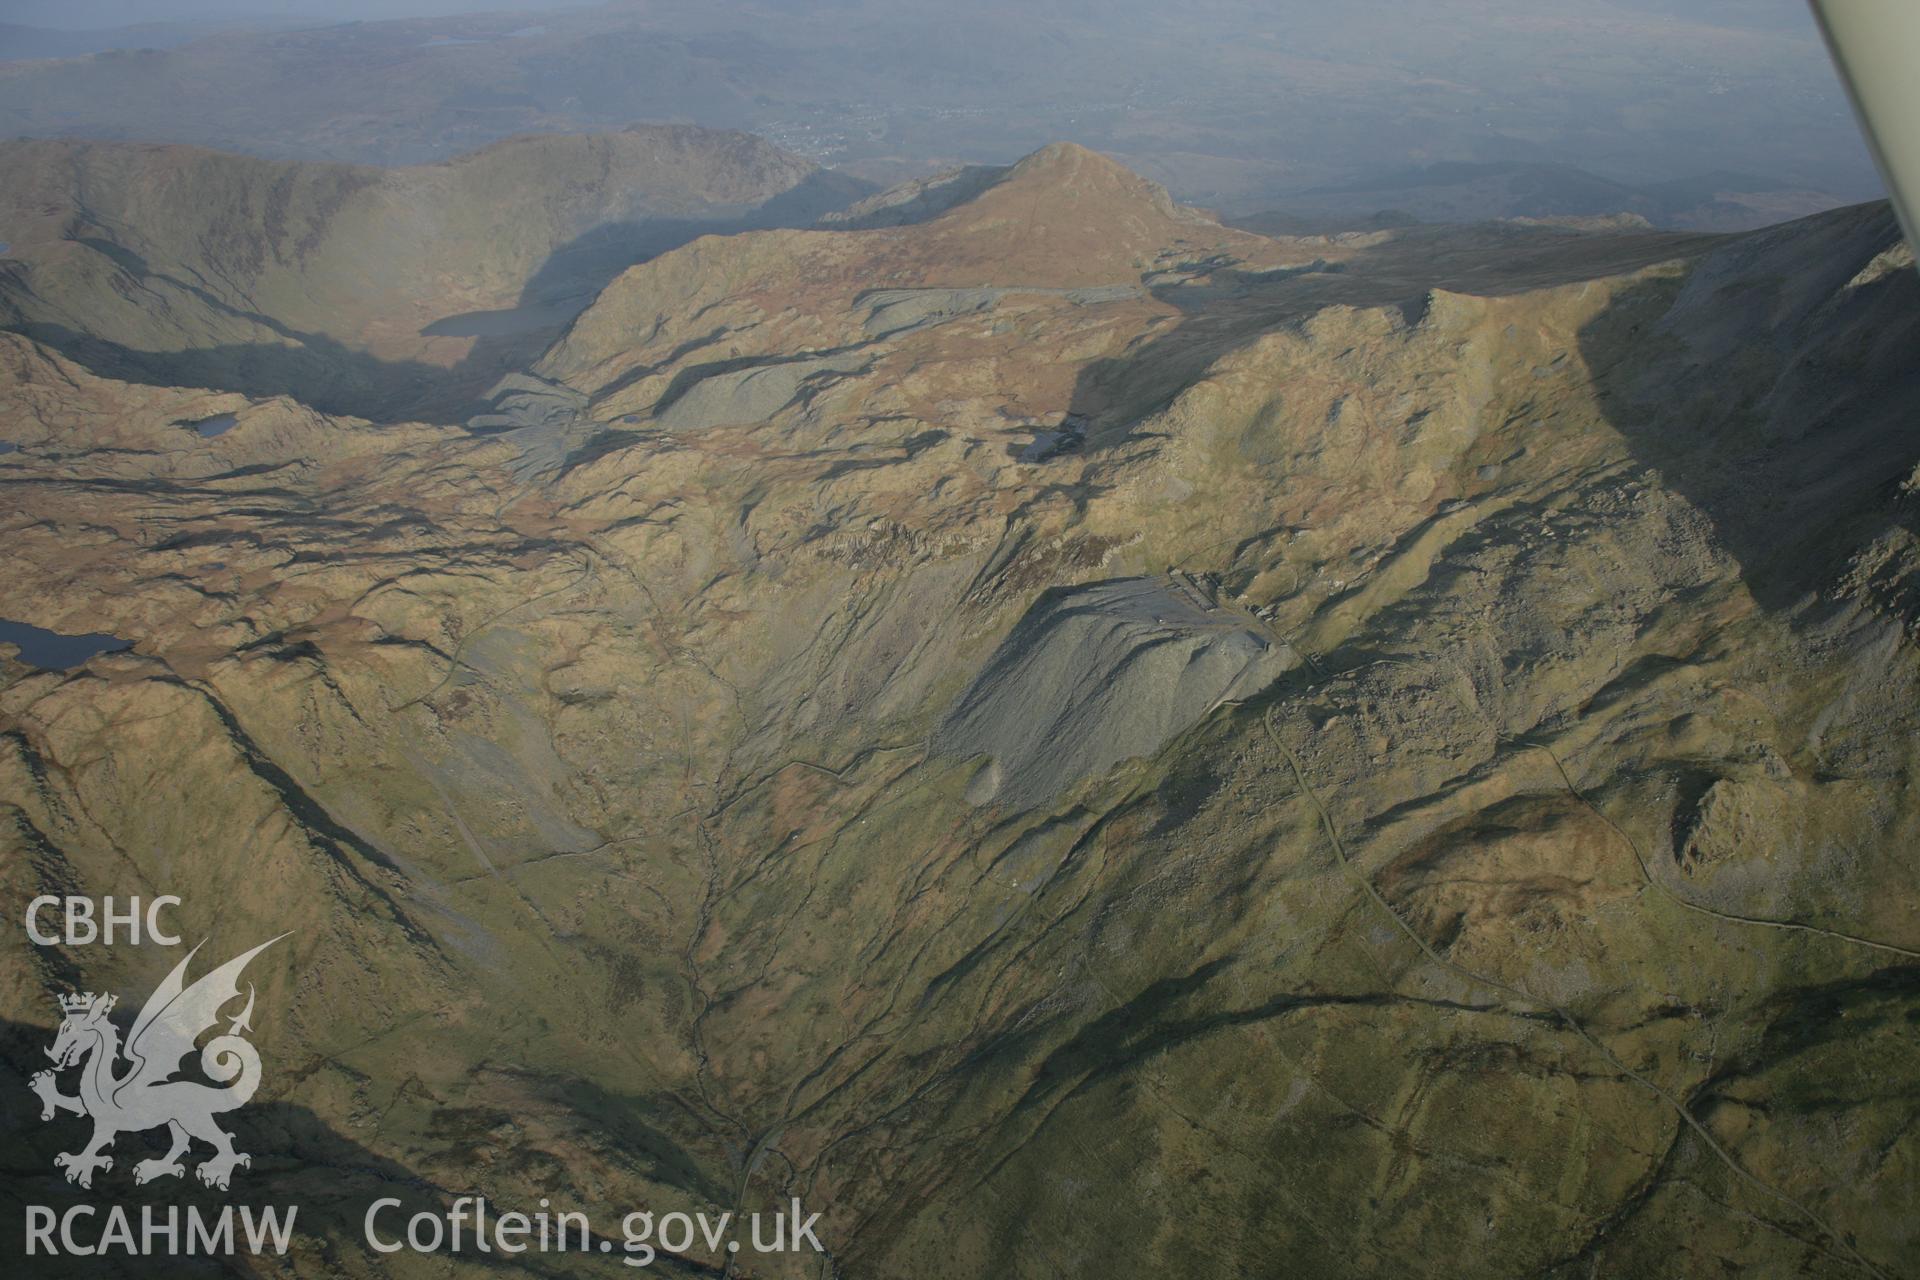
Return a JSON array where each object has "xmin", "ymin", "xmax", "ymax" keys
[
  {"xmin": 178, "ymin": 413, "xmax": 238, "ymax": 438},
  {"xmin": 422, "ymin": 299, "xmax": 580, "ymax": 338},
  {"xmin": 0, "ymin": 619, "xmax": 132, "ymax": 669},
  {"xmin": 0, "ymin": 441, "xmax": 17, "ymax": 454}
]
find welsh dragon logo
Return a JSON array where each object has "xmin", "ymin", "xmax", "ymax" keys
[{"xmin": 29, "ymin": 935, "xmax": 287, "ymax": 1190}]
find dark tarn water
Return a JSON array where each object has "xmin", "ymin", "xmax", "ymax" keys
[
  {"xmin": 421, "ymin": 300, "xmax": 578, "ymax": 338},
  {"xmin": 0, "ymin": 442, "xmax": 16, "ymax": 454},
  {"xmin": 178, "ymin": 413, "xmax": 238, "ymax": 438},
  {"xmin": 0, "ymin": 619, "xmax": 132, "ymax": 669}
]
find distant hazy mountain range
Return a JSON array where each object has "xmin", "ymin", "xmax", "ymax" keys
[
  {"xmin": 0, "ymin": 0, "xmax": 1881, "ymax": 218},
  {"xmin": 1237, "ymin": 161, "xmax": 1847, "ymax": 234},
  {"xmin": 0, "ymin": 20, "xmax": 283, "ymax": 59}
]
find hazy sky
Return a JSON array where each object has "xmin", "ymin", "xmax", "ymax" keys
[
  {"xmin": 0, "ymin": 0, "xmax": 1831, "ymax": 33},
  {"xmin": 0, "ymin": 0, "xmax": 595, "ymax": 26}
]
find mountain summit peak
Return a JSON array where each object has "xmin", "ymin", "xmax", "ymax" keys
[
  {"xmin": 993, "ymin": 141, "xmax": 1178, "ymax": 209},
  {"xmin": 869, "ymin": 140, "xmax": 1249, "ymax": 286},
  {"xmin": 1007, "ymin": 140, "xmax": 1125, "ymax": 174}
]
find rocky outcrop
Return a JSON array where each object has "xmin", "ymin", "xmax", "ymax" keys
[{"xmin": 936, "ymin": 576, "xmax": 1295, "ymax": 808}]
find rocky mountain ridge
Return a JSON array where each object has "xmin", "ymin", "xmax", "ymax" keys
[{"xmin": 0, "ymin": 141, "xmax": 1916, "ymax": 1278}]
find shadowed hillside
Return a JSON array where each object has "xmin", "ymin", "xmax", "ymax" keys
[{"xmin": 0, "ymin": 128, "xmax": 870, "ymax": 421}]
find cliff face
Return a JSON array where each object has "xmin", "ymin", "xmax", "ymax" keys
[{"xmin": 1, "ymin": 142, "xmax": 1917, "ymax": 1278}]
